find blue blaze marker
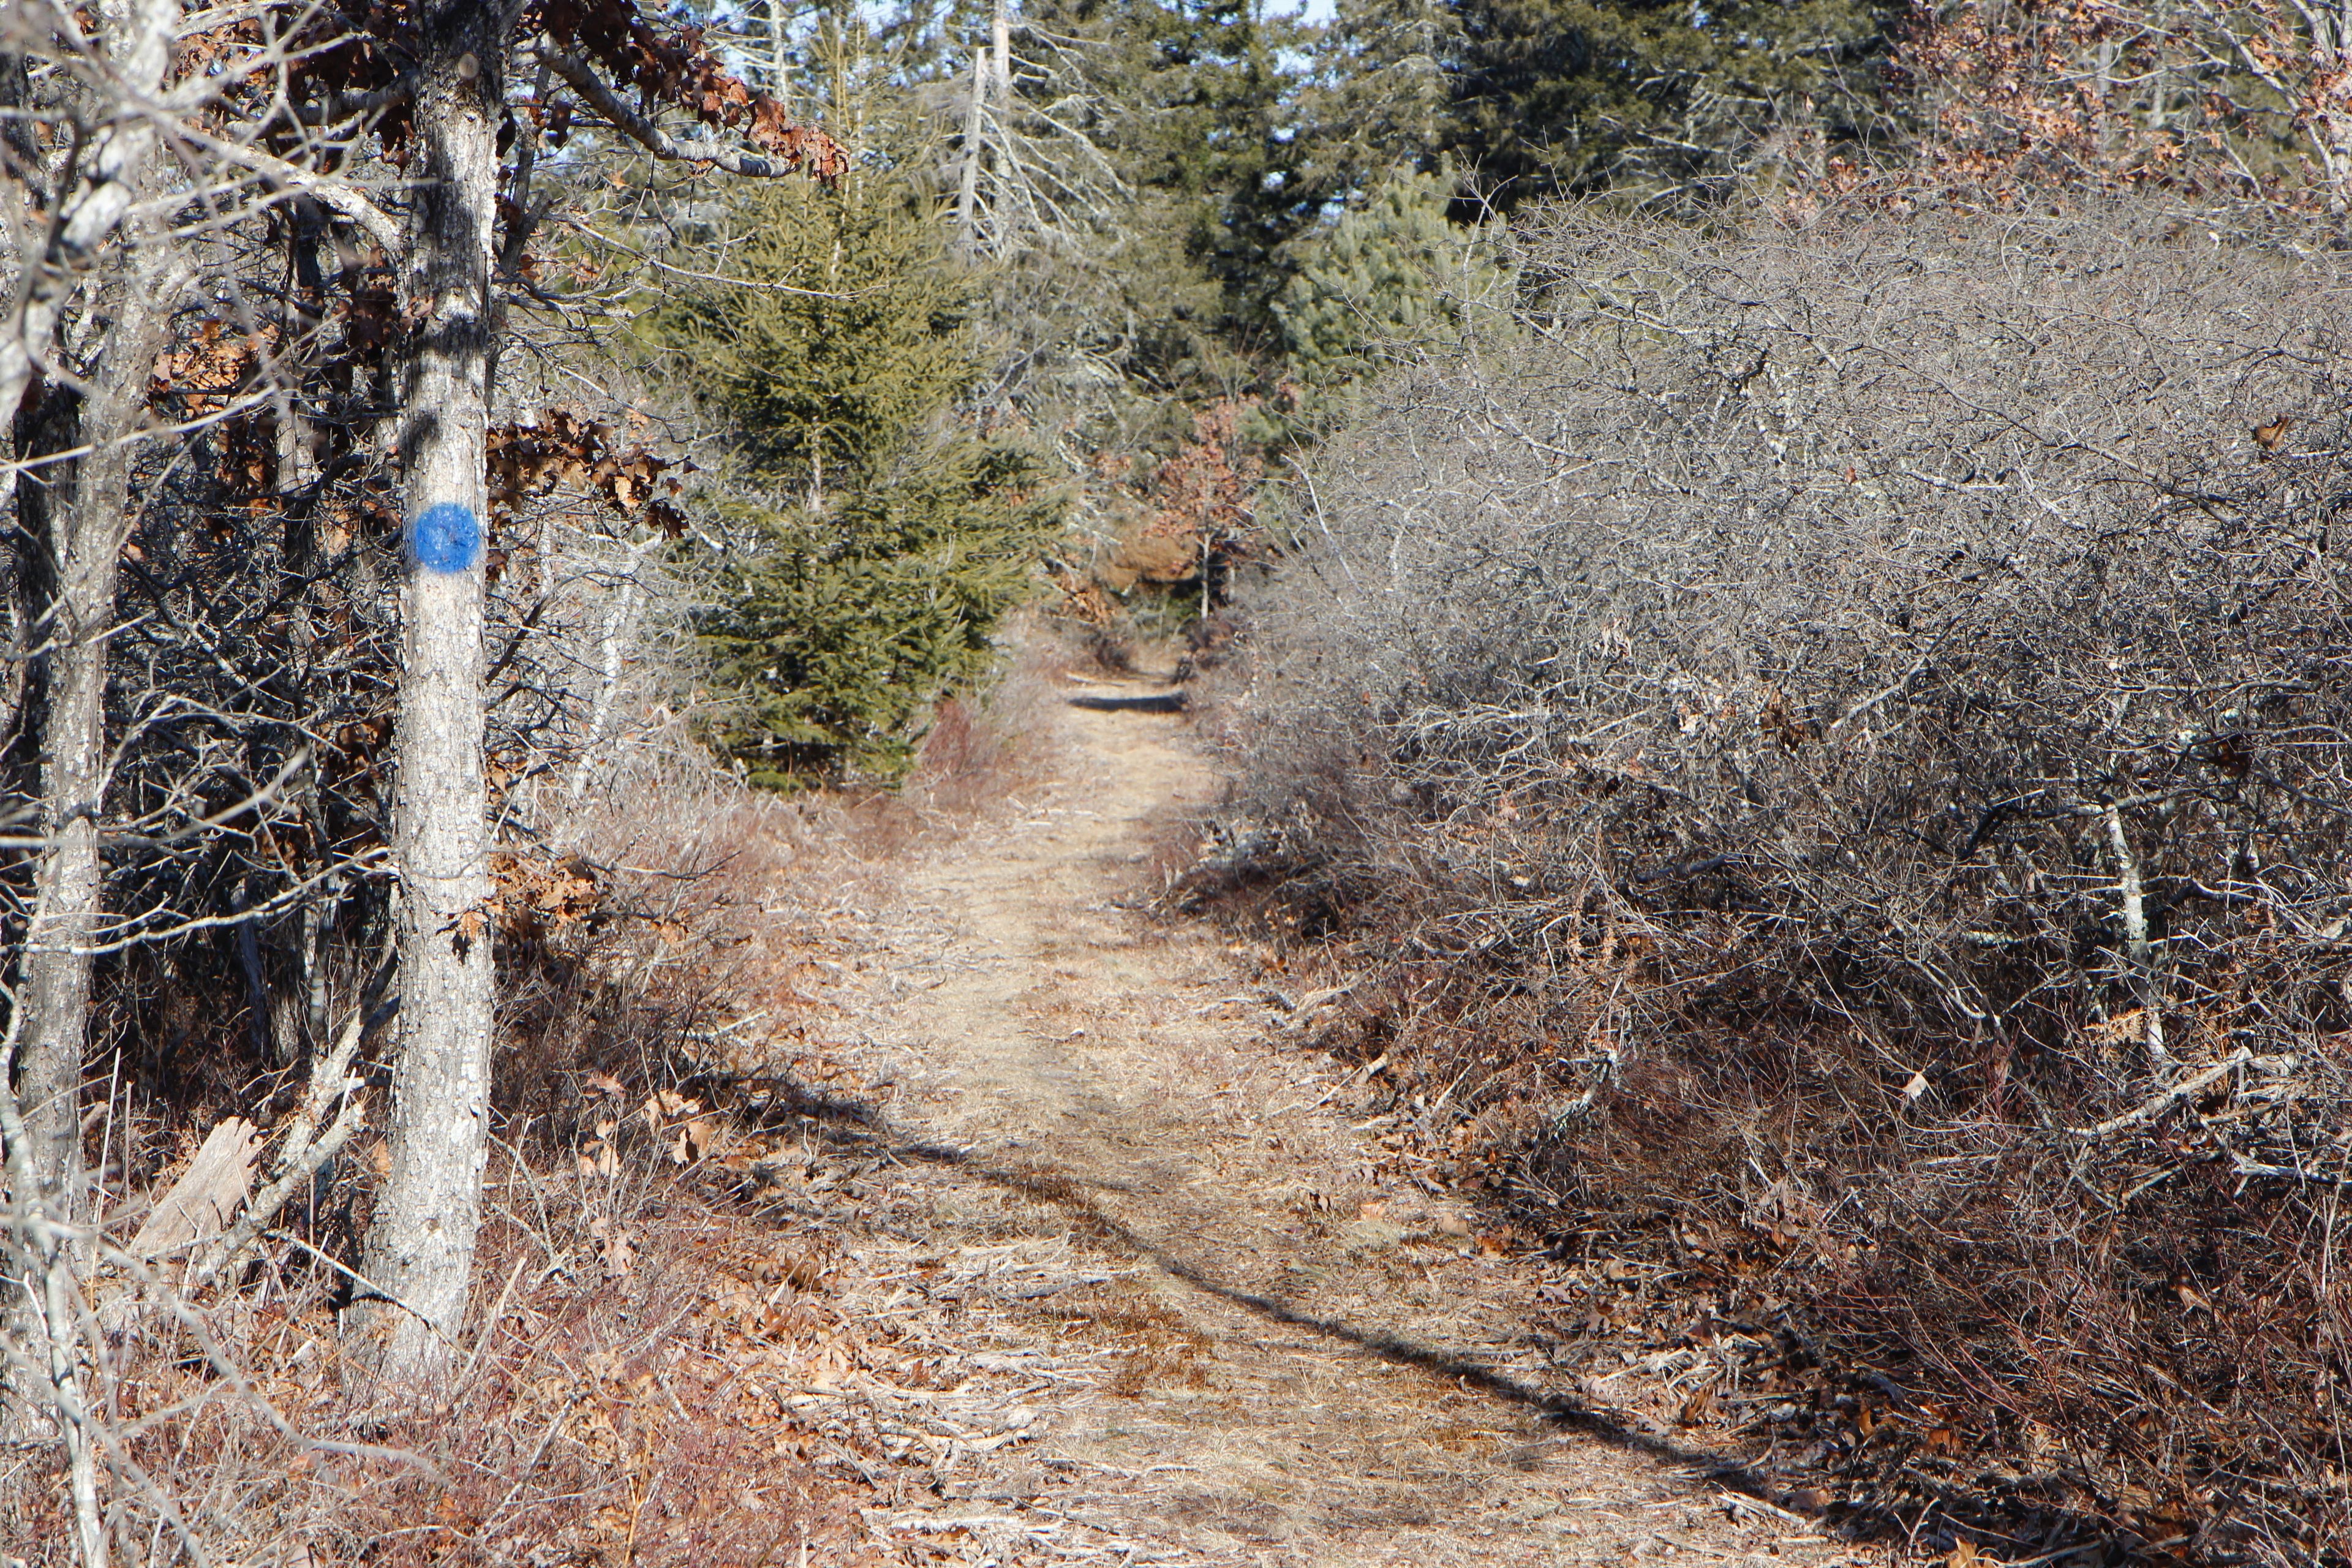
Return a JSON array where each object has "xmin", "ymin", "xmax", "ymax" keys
[{"xmin": 409, "ymin": 502, "xmax": 483, "ymax": 574}]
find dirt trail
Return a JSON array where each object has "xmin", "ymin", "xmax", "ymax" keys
[{"xmin": 815, "ymin": 676, "xmax": 1881, "ymax": 1567}]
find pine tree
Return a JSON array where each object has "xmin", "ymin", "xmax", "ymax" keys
[
  {"xmin": 658, "ymin": 176, "xmax": 1063, "ymax": 782},
  {"xmin": 1442, "ymin": 0, "xmax": 1901, "ymax": 209},
  {"xmin": 1020, "ymin": 0, "xmax": 1317, "ymax": 342},
  {"xmin": 662, "ymin": 179, "xmax": 975, "ymax": 500},
  {"xmin": 698, "ymin": 437, "xmax": 1057, "ymax": 784},
  {"xmin": 1275, "ymin": 167, "xmax": 1509, "ymax": 406}
]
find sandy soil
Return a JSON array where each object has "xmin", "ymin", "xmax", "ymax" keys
[{"xmin": 785, "ymin": 673, "xmax": 1891, "ymax": 1567}]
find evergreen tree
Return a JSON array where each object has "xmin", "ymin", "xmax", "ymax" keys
[
  {"xmin": 1274, "ymin": 167, "xmax": 1509, "ymax": 406},
  {"xmin": 1442, "ymin": 0, "xmax": 1901, "ymax": 209},
  {"xmin": 698, "ymin": 437, "xmax": 1058, "ymax": 785},
  {"xmin": 664, "ymin": 179, "xmax": 974, "ymax": 499},
  {"xmin": 1021, "ymin": 0, "xmax": 1318, "ymax": 344},
  {"xmin": 657, "ymin": 176, "xmax": 1063, "ymax": 782},
  {"xmin": 1292, "ymin": 0, "xmax": 1458, "ymax": 203}
]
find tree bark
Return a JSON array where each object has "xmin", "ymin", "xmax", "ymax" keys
[
  {"xmin": 0, "ymin": 0, "xmax": 177, "ymax": 513},
  {"xmin": 357, "ymin": 0, "xmax": 503, "ymax": 1379},
  {"xmin": 15, "ymin": 266, "xmax": 168, "ymax": 1216},
  {"xmin": 570, "ymin": 538, "xmax": 649, "ymax": 802},
  {"xmin": 1, "ymin": 0, "xmax": 179, "ymax": 1489},
  {"xmin": 955, "ymin": 46, "xmax": 986, "ymax": 254},
  {"xmin": 7, "ymin": 0, "xmax": 178, "ymax": 1250}
]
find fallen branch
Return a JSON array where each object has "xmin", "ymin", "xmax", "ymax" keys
[
  {"xmin": 2070, "ymin": 1048, "xmax": 2250, "ymax": 1139},
  {"xmin": 127, "ymin": 1118, "xmax": 257, "ymax": 1257},
  {"xmin": 2230, "ymin": 1153, "xmax": 2352, "ymax": 1186},
  {"xmin": 186, "ymin": 999, "xmax": 380, "ymax": 1291}
]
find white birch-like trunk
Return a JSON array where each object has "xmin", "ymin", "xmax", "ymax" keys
[
  {"xmin": 357, "ymin": 0, "xmax": 502, "ymax": 1379},
  {"xmin": 2104, "ymin": 802, "xmax": 2169, "ymax": 1073},
  {"xmin": 570, "ymin": 540, "xmax": 649, "ymax": 803},
  {"xmin": 955, "ymin": 47, "xmax": 986, "ymax": 254},
  {"xmin": 990, "ymin": 0, "xmax": 1016, "ymax": 242},
  {"xmin": 990, "ymin": 0, "xmax": 1013, "ymax": 111}
]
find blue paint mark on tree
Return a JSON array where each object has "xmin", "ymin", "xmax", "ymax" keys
[{"xmin": 409, "ymin": 502, "xmax": 483, "ymax": 574}]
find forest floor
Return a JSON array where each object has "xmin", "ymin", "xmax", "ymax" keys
[{"xmin": 727, "ymin": 664, "xmax": 1903, "ymax": 1567}]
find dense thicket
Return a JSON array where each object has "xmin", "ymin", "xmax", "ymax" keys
[
  {"xmin": 1337, "ymin": 0, "xmax": 2350, "ymax": 212},
  {"xmin": 1211, "ymin": 199, "xmax": 2352, "ymax": 1559}
]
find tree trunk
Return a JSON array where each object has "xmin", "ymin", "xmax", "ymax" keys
[
  {"xmin": 955, "ymin": 46, "xmax": 986, "ymax": 254},
  {"xmin": 990, "ymin": 0, "xmax": 1016, "ymax": 241},
  {"xmin": 3, "ymin": 248, "xmax": 169, "ymax": 1488},
  {"xmin": 358, "ymin": 0, "xmax": 503, "ymax": 1379},
  {"xmin": 2143, "ymin": 0, "xmax": 2171, "ymax": 134},
  {"xmin": 570, "ymin": 539, "xmax": 650, "ymax": 802},
  {"xmin": 4, "ymin": 5, "xmax": 178, "ymax": 1462},
  {"xmin": 7, "ymin": 0, "xmax": 179, "ymax": 1184},
  {"xmin": 17, "ymin": 301, "xmax": 161, "ymax": 1203}
]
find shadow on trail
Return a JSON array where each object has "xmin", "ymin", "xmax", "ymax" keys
[
  {"xmin": 1063, "ymin": 689, "xmax": 1186, "ymax": 714},
  {"xmin": 793, "ymin": 1107, "xmax": 1819, "ymax": 1521}
]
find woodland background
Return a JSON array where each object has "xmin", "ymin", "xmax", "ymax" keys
[{"xmin": 6, "ymin": 0, "xmax": 2352, "ymax": 1564}]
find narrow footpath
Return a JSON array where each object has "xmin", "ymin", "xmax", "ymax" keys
[{"xmin": 782, "ymin": 673, "xmax": 1885, "ymax": 1567}]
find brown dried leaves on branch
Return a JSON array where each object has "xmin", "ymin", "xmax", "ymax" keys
[
  {"xmin": 489, "ymin": 849, "xmax": 604, "ymax": 941},
  {"xmin": 148, "ymin": 320, "xmax": 257, "ymax": 415},
  {"xmin": 487, "ymin": 407, "xmax": 693, "ymax": 535},
  {"xmin": 178, "ymin": 1, "xmax": 848, "ymax": 179},
  {"xmin": 540, "ymin": 0, "xmax": 848, "ymax": 176}
]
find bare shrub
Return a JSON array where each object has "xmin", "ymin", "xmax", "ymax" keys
[{"xmin": 1208, "ymin": 192, "xmax": 2352, "ymax": 1559}]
